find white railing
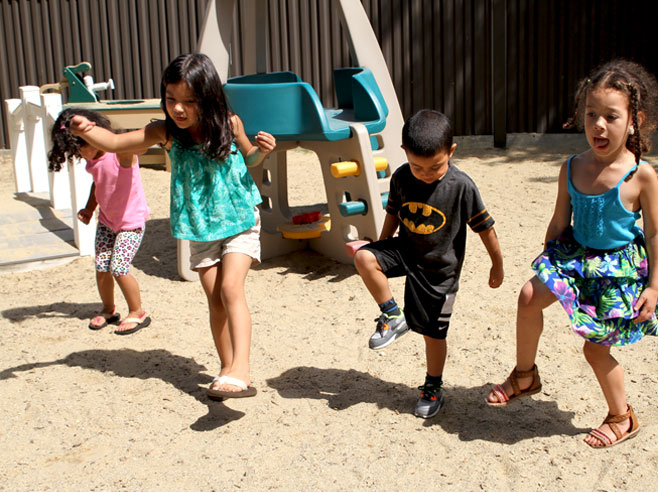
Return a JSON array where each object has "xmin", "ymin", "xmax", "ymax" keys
[{"xmin": 4, "ymin": 89, "xmax": 95, "ymax": 256}]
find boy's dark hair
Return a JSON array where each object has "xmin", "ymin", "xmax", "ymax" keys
[
  {"xmin": 48, "ymin": 108, "xmax": 114, "ymax": 172},
  {"xmin": 564, "ymin": 59, "xmax": 658, "ymax": 164},
  {"xmin": 161, "ymin": 53, "xmax": 233, "ymax": 162},
  {"xmin": 402, "ymin": 109, "xmax": 453, "ymax": 157}
]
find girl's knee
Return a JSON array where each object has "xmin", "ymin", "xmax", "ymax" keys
[
  {"xmin": 219, "ymin": 279, "xmax": 246, "ymax": 306},
  {"xmin": 517, "ymin": 277, "xmax": 551, "ymax": 311},
  {"xmin": 582, "ymin": 341, "xmax": 612, "ymax": 366},
  {"xmin": 517, "ymin": 281, "xmax": 536, "ymax": 309},
  {"xmin": 208, "ymin": 300, "xmax": 227, "ymax": 317}
]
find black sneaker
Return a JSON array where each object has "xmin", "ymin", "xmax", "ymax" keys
[
  {"xmin": 368, "ymin": 312, "xmax": 409, "ymax": 350},
  {"xmin": 414, "ymin": 383, "xmax": 445, "ymax": 419}
]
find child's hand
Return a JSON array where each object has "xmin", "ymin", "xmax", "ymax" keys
[
  {"xmin": 633, "ymin": 286, "xmax": 658, "ymax": 323},
  {"xmin": 255, "ymin": 131, "xmax": 276, "ymax": 155},
  {"xmin": 77, "ymin": 208, "xmax": 93, "ymax": 224},
  {"xmin": 488, "ymin": 263, "xmax": 504, "ymax": 288},
  {"xmin": 69, "ymin": 115, "xmax": 96, "ymax": 136}
]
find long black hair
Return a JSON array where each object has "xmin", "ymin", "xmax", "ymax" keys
[
  {"xmin": 160, "ymin": 53, "xmax": 233, "ymax": 161},
  {"xmin": 48, "ymin": 108, "xmax": 114, "ymax": 172}
]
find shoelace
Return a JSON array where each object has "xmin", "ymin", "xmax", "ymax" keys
[
  {"xmin": 374, "ymin": 314, "xmax": 390, "ymax": 331},
  {"xmin": 418, "ymin": 383, "xmax": 442, "ymax": 401}
]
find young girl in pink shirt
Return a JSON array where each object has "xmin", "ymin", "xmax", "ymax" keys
[{"xmin": 49, "ymin": 108, "xmax": 151, "ymax": 335}]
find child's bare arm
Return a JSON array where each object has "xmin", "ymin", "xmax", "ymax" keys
[
  {"xmin": 70, "ymin": 116, "xmax": 166, "ymax": 154},
  {"xmin": 544, "ymin": 160, "xmax": 572, "ymax": 245},
  {"xmin": 77, "ymin": 183, "xmax": 98, "ymax": 225},
  {"xmin": 379, "ymin": 213, "xmax": 399, "ymax": 240},
  {"xmin": 117, "ymin": 153, "xmax": 139, "ymax": 168},
  {"xmin": 231, "ymin": 114, "xmax": 276, "ymax": 167},
  {"xmin": 478, "ymin": 226, "xmax": 504, "ymax": 288},
  {"xmin": 633, "ymin": 163, "xmax": 658, "ymax": 322}
]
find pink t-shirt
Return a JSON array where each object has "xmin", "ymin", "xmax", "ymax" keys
[{"xmin": 85, "ymin": 152, "xmax": 150, "ymax": 232}]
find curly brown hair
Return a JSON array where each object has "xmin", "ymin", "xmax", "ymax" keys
[
  {"xmin": 564, "ymin": 59, "xmax": 658, "ymax": 164},
  {"xmin": 48, "ymin": 108, "xmax": 114, "ymax": 172}
]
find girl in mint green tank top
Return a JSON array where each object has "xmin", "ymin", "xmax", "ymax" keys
[
  {"xmin": 70, "ymin": 53, "xmax": 276, "ymax": 401},
  {"xmin": 168, "ymin": 139, "xmax": 262, "ymax": 241}
]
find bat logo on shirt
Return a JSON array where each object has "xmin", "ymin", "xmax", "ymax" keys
[{"xmin": 400, "ymin": 202, "xmax": 446, "ymax": 234}]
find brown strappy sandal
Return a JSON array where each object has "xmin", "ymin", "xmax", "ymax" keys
[
  {"xmin": 586, "ymin": 404, "xmax": 640, "ymax": 448},
  {"xmin": 486, "ymin": 364, "xmax": 542, "ymax": 407}
]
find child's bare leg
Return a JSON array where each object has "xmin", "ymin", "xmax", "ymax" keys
[
  {"xmin": 113, "ymin": 273, "xmax": 146, "ymax": 332},
  {"xmin": 354, "ymin": 249, "xmax": 392, "ymax": 304},
  {"xmin": 105, "ymin": 229, "xmax": 146, "ymax": 332},
  {"xmin": 425, "ymin": 336, "xmax": 447, "ymax": 377},
  {"xmin": 488, "ymin": 276, "xmax": 555, "ymax": 403},
  {"xmin": 96, "ymin": 271, "xmax": 115, "ymax": 311},
  {"xmin": 198, "ymin": 264, "xmax": 233, "ymax": 384},
  {"xmin": 204, "ymin": 253, "xmax": 253, "ymax": 392},
  {"xmin": 89, "ymin": 271, "xmax": 116, "ymax": 327},
  {"xmin": 582, "ymin": 341, "xmax": 630, "ymax": 446}
]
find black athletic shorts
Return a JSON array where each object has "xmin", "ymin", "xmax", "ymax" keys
[{"xmin": 361, "ymin": 237, "xmax": 456, "ymax": 340}]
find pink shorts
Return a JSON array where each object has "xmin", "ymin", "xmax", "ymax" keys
[{"xmin": 189, "ymin": 209, "xmax": 261, "ymax": 270}]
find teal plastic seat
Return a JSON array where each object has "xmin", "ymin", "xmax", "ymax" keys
[{"xmin": 223, "ymin": 67, "xmax": 388, "ymax": 141}]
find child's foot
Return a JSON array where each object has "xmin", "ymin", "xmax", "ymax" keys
[
  {"xmin": 207, "ymin": 370, "xmax": 256, "ymax": 399},
  {"xmin": 414, "ymin": 382, "xmax": 445, "ymax": 419},
  {"xmin": 88, "ymin": 307, "xmax": 120, "ymax": 330},
  {"xmin": 585, "ymin": 405, "xmax": 640, "ymax": 448},
  {"xmin": 486, "ymin": 365, "xmax": 542, "ymax": 406},
  {"xmin": 368, "ymin": 312, "xmax": 409, "ymax": 350},
  {"xmin": 115, "ymin": 310, "xmax": 151, "ymax": 335}
]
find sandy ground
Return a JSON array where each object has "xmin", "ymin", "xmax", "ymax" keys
[{"xmin": 1, "ymin": 135, "xmax": 657, "ymax": 492}]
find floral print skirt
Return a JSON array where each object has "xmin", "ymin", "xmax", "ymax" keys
[{"xmin": 532, "ymin": 227, "xmax": 658, "ymax": 346}]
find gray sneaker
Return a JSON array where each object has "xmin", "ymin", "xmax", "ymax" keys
[
  {"xmin": 414, "ymin": 383, "xmax": 445, "ymax": 419},
  {"xmin": 368, "ymin": 312, "xmax": 408, "ymax": 350}
]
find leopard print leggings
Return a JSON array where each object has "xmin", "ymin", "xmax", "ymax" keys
[{"xmin": 95, "ymin": 222, "xmax": 145, "ymax": 276}]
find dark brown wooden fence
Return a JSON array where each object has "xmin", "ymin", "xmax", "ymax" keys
[{"xmin": 2, "ymin": 0, "xmax": 658, "ymax": 149}]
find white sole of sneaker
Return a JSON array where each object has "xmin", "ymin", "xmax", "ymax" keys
[{"xmin": 368, "ymin": 326, "xmax": 409, "ymax": 350}]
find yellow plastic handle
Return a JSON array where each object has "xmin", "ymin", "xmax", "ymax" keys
[{"xmin": 330, "ymin": 161, "xmax": 360, "ymax": 178}]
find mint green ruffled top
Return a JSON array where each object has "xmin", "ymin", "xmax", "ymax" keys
[{"xmin": 167, "ymin": 139, "xmax": 262, "ymax": 241}]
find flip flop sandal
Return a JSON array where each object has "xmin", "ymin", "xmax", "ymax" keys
[
  {"xmin": 114, "ymin": 313, "xmax": 151, "ymax": 335},
  {"xmin": 486, "ymin": 364, "xmax": 542, "ymax": 407},
  {"xmin": 207, "ymin": 375, "xmax": 257, "ymax": 400},
  {"xmin": 586, "ymin": 404, "xmax": 641, "ymax": 448},
  {"xmin": 88, "ymin": 307, "xmax": 120, "ymax": 330},
  {"xmin": 206, "ymin": 376, "xmax": 226, "ymax": 401}
]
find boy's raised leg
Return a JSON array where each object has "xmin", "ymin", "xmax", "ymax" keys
[{"xmin": 354, "ymin": 249, "xmax": 408, "ymax": 349}]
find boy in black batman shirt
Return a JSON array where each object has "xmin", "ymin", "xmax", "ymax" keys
[{"xmin": 354, "ymin": 109, "xmax": 504, "ymax": 418}]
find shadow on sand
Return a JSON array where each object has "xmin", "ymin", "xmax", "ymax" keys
[
  {"xmin": 0, "ymin": 348, "xmax": 244, "ymax": 431},
  {"xmin": 254, "ymin": 249, "xmax": 357, "ymax": 283},
  {"xmin": 267, "ymin": 366, "xmax": 589, "ymax": 444}
]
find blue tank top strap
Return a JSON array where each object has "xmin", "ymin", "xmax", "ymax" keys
[
  {"xmin": 566, "ymin": 154, "xmax": 577, "ymax": 192},
  {"xmin": 616, "ymin": 163, "xmax": 638, "ymax": 187},
  {"xmin": 566, "ymin": 154, "xmax": 576, "ymax": 177}
]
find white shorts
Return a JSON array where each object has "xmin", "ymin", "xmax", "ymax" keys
[{"xmin": 189, "ymin": 208, "xmax": 261, "ymax": 270}]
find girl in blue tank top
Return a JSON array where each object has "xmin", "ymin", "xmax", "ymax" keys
[
  {"xmin": 71, "ymin": 53, "xmax": 276, "ymax": 401},
  {"xmin": 486, "ymin": 60, "xmax": 658, "ymax": 448}
]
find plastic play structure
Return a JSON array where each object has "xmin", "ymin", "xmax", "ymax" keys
[
  {"xmin": 185, "ymin": 0, "xmax": 407, "ymax": 280},
  {"xmin": 5, "ymin": 63, "xmax": 165, "ymax": 263},
  {"xmin": 40, "ymin": 61, "xmax": 115, "ymax": 103}
]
